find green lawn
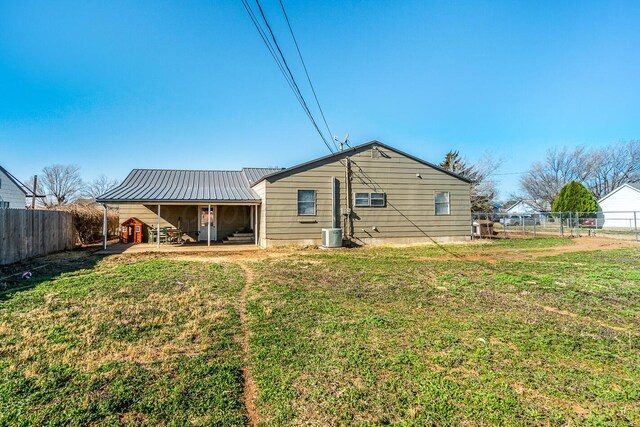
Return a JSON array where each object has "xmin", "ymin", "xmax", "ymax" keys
[
  {"xmin": 0, "ymin": 258, "xmax": 247, "ymax": 426},
  {"xmin": 247, "ymin": 245, "xmax": 640, "ymax": 425},
  {"xmin": 1, "ymin": 240, "xmax": 639, "ymax": 426}
]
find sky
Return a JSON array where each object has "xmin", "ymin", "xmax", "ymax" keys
[{"xmin": 1, "ymin": 0, "xmax": 639, "ymax": 199}]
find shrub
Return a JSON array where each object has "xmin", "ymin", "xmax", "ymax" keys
[
  {"xmin": 551, "ymin": 181, "xmax": 598, "ymax": 213},
  {"xmin": 57, "ymin": 204, "xmax": 119, "ymax": 244}
]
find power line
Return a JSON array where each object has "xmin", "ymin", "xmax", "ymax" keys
[
  {"xmin": 253, "ymin": 0, "xmax": 334, "ymax": 153},
  {"xmin": 242, "ymin": 0, "xmax": 335, "ymax": 153},
  {"xmin": 278, "ymin": 0, "xmax": 337, "ymax": 151}
]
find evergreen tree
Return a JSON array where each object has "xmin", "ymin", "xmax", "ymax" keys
[
  {"xmin": 551, "ymin": 181, "xmax": 598, "ymax": 213},
  {"xmin": 440, "ymin": 151, "xmax": 497, "ymax": 212}
]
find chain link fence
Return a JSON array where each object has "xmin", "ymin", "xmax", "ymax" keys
[{"xmin": 472, "ymin": 211, "xmax": 640, "ymax": 241}]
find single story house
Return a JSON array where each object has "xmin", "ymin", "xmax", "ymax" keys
[
  {"xmin": 97, "ymin": 141, "xmax": 472, "ymax": 247},
  {"xmin": 504, "ymin": 200, "xmax": 546, "ymax": 219},
  {"xmin": 597, "ymin": 183, "xmax": 640, "ymax": 229},
  {"xmin": 0, "ymin": 165, "xmax": 29, "ymax": 209}
]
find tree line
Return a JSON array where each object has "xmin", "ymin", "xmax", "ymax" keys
[
  {"xmin": 439, "ymin": 140, "xmax": 639, "ymax": 212},
  {"xmin": 28, "ymin": 140, "xmax": 638, "ymax": 212},
  {"xmin": 27, "ymin": 165, "xmax": 119, "ymax": 208},
  {"xmin": 519, "ymin": 140, "xmax": 640, "ymax": 208}
]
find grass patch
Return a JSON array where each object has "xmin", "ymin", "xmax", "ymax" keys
[
  {"xmin": 0, "ymin": 258, "xmax": 247, "ymax": 425},
  {"xmin": 247, "ymin": 246, "xmax": 640, "ymax": 425}
]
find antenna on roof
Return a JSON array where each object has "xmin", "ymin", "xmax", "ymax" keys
[{"xmin": 334, "ymin": 133, "xmax": 349, "ymax": 151}]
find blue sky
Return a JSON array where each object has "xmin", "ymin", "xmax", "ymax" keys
[{"xmin": 1, "ymin": 0, "xmax": 639, "ymax": 198}]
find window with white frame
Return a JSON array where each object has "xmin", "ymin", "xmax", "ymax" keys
[
  {"xmin": 435, "ymin": 191, "xmax": 450, "ymax": 215},
  {"xmin": 297, "ymin": 190, "xmax": 316, "ymax": 215},
  {"xmin": 355, "ymin": 192, "xmax": 386, "ymax": 207},
  {"xmin": 0, "ymin": 201, "xmax": 9, "ymax": 209}
]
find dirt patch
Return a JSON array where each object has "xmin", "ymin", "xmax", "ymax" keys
[
  {"xmin": 413, "ymin": 237, "xmax": 637, "ymax": 263},
  {"xmin": 538, "ymin": 304, "xmax": 636, "ymax": 334}
]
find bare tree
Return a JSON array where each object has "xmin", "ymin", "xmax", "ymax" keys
[
  {"xmin": 38, "ymin": 165, "xmax": 84, "ymax": 207},
  {"xmin": 83, "ymin": 175, "xmax": 120, "ymax": 199},
  {"xmin": 587, "ymin": 140, "xmax": 640, "ymax": 199},
  {"xmin": 519, "ymin": 147, "xmax": 594, "ymax": 209}
]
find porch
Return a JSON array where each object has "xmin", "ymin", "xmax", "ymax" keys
[{"xmin": 102, "ymin": 202, "xmax": 261, "ymax": 248}]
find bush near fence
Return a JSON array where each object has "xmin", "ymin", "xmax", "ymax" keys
[{"xmin": 56, "ymin": 204, "xmax": 119, "ymax": 244}]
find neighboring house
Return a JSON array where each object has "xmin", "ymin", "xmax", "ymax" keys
[
  {"xmin": 0, "ymin": 165, "xmax": 29, "ymax": 209},
  {"xmin": 504, "ymin": 200, "xmax": 546, "ymax": 219},
  {"xmin": 97, "ymin": 141, "xmax": 472, "ymax": 247},
  {"xmin": 597, "ymin": 183, "xmax": 640, "ymax": 229}
]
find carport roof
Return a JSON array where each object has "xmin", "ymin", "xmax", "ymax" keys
[{"xmin": 96, "ymin": 168, "xmax": 282, "ymax": 203}]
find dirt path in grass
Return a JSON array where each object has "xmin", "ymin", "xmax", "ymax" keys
[
  {"xmin": 235, "ymin": 261, "xmax": 259, "ymax": 427},
  {"xmin": 412, "ymin": 237, "xmax": 637, "ymax": 263}
]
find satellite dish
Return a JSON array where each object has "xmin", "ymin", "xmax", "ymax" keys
[{"xmin": 334, "ymin": 133, "xmax": 350, "ymax": 151}]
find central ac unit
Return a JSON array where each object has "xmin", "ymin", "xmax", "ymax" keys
[{"xmin": 321, "ymin": 228, "xmax": 342, "ymax": 248}]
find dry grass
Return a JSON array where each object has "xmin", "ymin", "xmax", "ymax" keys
[{"xmin": 0, "ymin": 257, "xmax": 247, "ymax": 425}]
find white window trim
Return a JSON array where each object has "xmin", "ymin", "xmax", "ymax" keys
[
  {"xmin": 435, "ymin": 191, "xmax": 450, "ymax": 215},
  {"xmin": 354, "ymin": 192, "xmax": 370, "ymax": 207},
  {"xmin": 297, "ymin": 189, "xmax": 317, "ymax": 216},
  {"xmin": 370, "ymin": 192, "xmax": 386, "ymax": 207},
  {"xmin": 354, "ymin": 192, "xmax": 386, "ymax": 207}
]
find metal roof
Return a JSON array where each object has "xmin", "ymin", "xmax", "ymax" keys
[
  {"xmin": 242, "ymin": 167, "xmax": 284, "ymax": 185},
  {"xmin": 252, "ymin": 140, "xmax": 473, "ymax": 185},
  {"xmin": 97, "ymin": 168, "xmax": 281, "ymax": 203}
]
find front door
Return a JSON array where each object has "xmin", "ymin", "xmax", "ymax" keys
[{"xmin": 199, "ymin": 206, "xmax": 217, "ymax": 242}]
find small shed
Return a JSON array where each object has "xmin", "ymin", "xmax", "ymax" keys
[{"xmin": 120, "ymin": 217, "xmax": 145, "ymax": 244}]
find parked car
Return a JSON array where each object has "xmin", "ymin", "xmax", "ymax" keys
[
  {"xmin": 501, "ymin": 215, "xmax": 541, "ymax": 226},
  {"xmin": 581, "ymin": 218, "xmax": 597, "ymax": 227}
]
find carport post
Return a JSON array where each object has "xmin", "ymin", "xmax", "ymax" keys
[
  {"xmin": 102, "ymin": 204, "xmax": 107, "ymax": 250},
  {"xmin": 157, "ymin": 205, "xmax": 161, "ymax": 248},
  {"xmin": 255, "ymin": 205, "xmax": 259, "ymax": 245},
  {"xmin": 207, "ymin": 204, "xmax": 211, "ymax": 247}
]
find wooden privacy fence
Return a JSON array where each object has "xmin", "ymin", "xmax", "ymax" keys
[{"xmin": 0, "ymin": 209, "xmax": 75, "ymax": 265}]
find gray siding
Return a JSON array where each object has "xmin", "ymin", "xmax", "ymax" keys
[
  {"xmin": 0, "ymin": 170, "xmax": 27, "ymax": 209},
  {"xmin": 260, "ymin": 145, "xmax": 471, "ymax": 245}
]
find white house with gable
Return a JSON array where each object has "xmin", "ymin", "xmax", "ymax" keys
[
  {"xmin": 597, "ymin": 183, "xmax": 640, "ymax": 229},
  {"xmin": 0, "ymin": 165, "xmax": 28, "ymax": 209}
]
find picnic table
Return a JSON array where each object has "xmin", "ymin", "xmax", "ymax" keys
[{"xmin": 148, "ymin": 228, "xmax": 184, "ymax": 245}]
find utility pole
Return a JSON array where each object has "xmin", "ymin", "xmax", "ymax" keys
[
  {"xmin": 344, "ymin": 156, "xmax": 353, "ymax": 240},
  {"xmin": 31, "ymin": 176, "xmax": 37, "ymax": 209}
]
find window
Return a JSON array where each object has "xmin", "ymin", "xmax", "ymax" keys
[
  {"xmin": 355, "ymin": 193, "xmax": 370, "ymax": 207},
  {"xmin": 297, "ymin": 190, "xmax": 316, "ymax": 215},
  {"xmin": 0, "ymin": 201, "xmax": 9, "ymax": 209},
  {"xmin": 370, "ymin": 193, "xmax": 386, "ymax": 207},
  {"xmin": 435, "ymin": 192, "xmax": 450, "ymax": 215},
  {"xmin": 354, "ymin": 192, "xmax": 386, "ymax": 207}
]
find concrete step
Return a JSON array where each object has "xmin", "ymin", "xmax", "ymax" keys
[
  {"xmin": 232, "ymin": 232, "xmax": 254, "ymax": 237},
  {"xmin": 226, "ymin": 236, "xmax": 254, "ymax": 242},
  {"xmin": 223, "ymin": 238, "xmax": 254, "ymax": 244}
]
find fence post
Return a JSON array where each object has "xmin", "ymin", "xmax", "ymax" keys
[
  {"xmin": 533, "ymin": 215, "xmax": 537, "ymax": 238},
  {"xmin": 503, "ymin": 214, "xmax": 506, "ymax": 239},
  {"xmin": 471, "ymin": 213, "xmax": 475, "ymax": 241},
  {"xmin": 634, "ymin": 211, "xmax": 638, "ymax": 242},
  {"xmin": 560, "ymin": 212, "xmax": 563, "ymax": 237},
  {"xmin": 575, "ymin": 212, "xmax": 580, "ymax": 238}
]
